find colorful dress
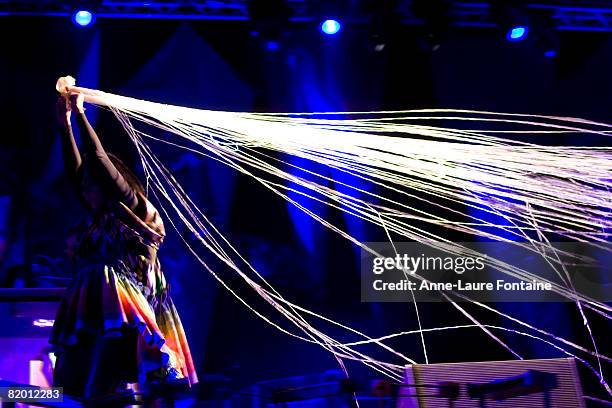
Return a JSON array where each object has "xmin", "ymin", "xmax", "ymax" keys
[{"xmin": 51, "ymin": 112, "xmax": 197, "ymax": 398}]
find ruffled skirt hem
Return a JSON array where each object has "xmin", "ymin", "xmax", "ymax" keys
[{"xmin": 50, "ymin": 263, "xmax": 198, "ymax": 387}]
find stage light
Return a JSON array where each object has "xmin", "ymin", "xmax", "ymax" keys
[
  {"xmin": 370, "ymin": 0, "xmax": 401, "ymax": 53},
  {"xmin": 33, "ymin": 319, "xmax": 54, "ymax": 328},
  {"xmin": 248, "ymin": 0, "xmax": 291, "ymax": 46},
  {"xmin": 412, "ymin": 0, "xmax": 451, "ymax": 52},
  {"xmin": 321, "ymin": 19, "xmax": 341, "ymax": 35},
  {"xmin": 507, "ymin": 25, "xmax": 528, "ymax": 41},
  {"xmin": 539, "ymin": 16, "xmax": 560, "ymax": 59},
  {"xmin": 266, "ymin": 40, "xmax": 280, "ymax": 51},
  {"xmin": 492, "ymin": 4, "xmax": 531, "ymax": 44},
  {"xmin": 543, "ymin": 49, "xmax": 557, "ymax": 58},
  {"xmin": 72, "ymin": 9, "xmax": 95, "ymax": 27}
]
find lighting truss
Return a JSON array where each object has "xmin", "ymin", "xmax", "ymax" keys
[{"xmin": 0, "ymin": 1, "xmax": 610, "ymax": 32}]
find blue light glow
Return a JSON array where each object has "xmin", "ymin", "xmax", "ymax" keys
[
  {"xmin": 506, "ymin": 25, "xmax": 528, "ymax": 42},
  {"xmin": 320, "ymin": 19, "xmax": 341, "ymax": 35},
  {"xmin": 266, "ymin": 40, "xmax": 280, "ymax": 51},
  {"xmin": 544, "ymin": 49, "xmax": 557, "ymax": 58},
  {"xmin": 72, "ymin": 10, "xmax": 95, "ymax": 27}
]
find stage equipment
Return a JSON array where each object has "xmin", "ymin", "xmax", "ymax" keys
[{"xmin": 399, "ymin": 357, "xmax": 585, "ymax": 408}]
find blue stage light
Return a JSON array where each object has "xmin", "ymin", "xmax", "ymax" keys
[
  {"xmin": 266, "ymin": 40, "xmax": 280, "ymax": 51},
  {"xmin": 506, "ymin": 25, "xmax": 528, "ymax": 42},
  {"xmin": 72, "ymin": 10, "xmax": 95, "ymax": 27},
  {"xmin": 543, "ymin": 49, "xmax": 557, "ymax": 58},
  {"xmin": 320, "ymin": 19, "xmax": 341, "ymax": 35}
]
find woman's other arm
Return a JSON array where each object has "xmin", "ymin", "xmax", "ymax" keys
[{"xmin": 56, "ymin": 97, "xmax": 82, "ymax": 182}]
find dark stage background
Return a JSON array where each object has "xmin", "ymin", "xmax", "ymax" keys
[{"xmin": 0, "ymin": 14, "xmax": 610, "ymax": 396}]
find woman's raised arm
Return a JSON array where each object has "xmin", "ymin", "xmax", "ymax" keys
[{"xmin": 71, "ymin": 94, "xmax": 139, "ymax": 210}]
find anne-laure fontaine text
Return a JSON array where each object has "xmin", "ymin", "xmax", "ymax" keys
[{"xmin": 372, "ymin": 279, "xmax": 553, "ymax": 292}]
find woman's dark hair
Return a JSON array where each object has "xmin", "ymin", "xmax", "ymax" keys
[{"xmin": 108, "ymin": 153, "xmax": 146, "ymax": 197}]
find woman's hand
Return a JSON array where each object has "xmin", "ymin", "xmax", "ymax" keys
[
  {"xmin": 56, "ymin": 96, "xmax": 71, "ymax": 127},
  {"xmin": 69, "ymin": 93, "xmax": 85, "ymax": 114}
]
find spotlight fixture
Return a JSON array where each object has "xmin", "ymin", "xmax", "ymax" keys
[
  {"xmin": 537, "ymin": 13, "xmax": 560, "ymax": 59},
  {"xmin": 543, "ymin": 49, "xmax": 557, "ymax": 58},
  {"xmin": 266, "ymin": 40, "xmax": 281, "ymax": 52},
  {"xmin": 72, "ymin": 9, "xmax": 95, "ymax": 27},
  {"xmin": 321, "ymin": 19, "xmax": 342, "ymax": 35},
  {"xmin": 368, "ymin": 0, "xmax": 401, "ymax": 52},
  {"xmin": 506, "ymin": 25, "xmax": 529, "ymax": 42},
  {"xmin": 248, "ymin": 0, "xmax": 291, "ymax": 50},
  {"xmin": 492, "ymin": 2, "xmax": 531, "ymax": 44},
  {"xmin": 412, "ymin": 0, "xmax": 451, "ymax": 51}
]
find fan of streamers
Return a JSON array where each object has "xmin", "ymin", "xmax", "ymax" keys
[{"xmin": 62, "ymin": 82, "xmax": 611, "ymax": 394}]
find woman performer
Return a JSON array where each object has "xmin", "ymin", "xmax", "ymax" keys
[{"xmin": 50, "ymin": 92, "xmax": 198, "ymax": 399}]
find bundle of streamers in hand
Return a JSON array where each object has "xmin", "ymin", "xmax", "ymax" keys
[{"xmin": 57, "ymin": 77, "xmax": 611, "ymax": 394}]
